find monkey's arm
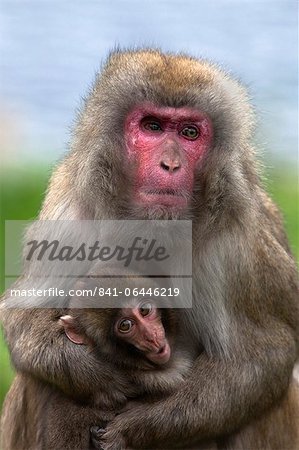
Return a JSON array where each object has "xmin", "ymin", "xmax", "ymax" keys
[
  {"xmin": 98, "ymin": 318, "xmax": 297, "ymax": 449},
  {"xmin": 0, "ymin": 304, "xmax": 133, "ymax": 408},
  {"xmin": 0, "ymin": 373, "xmax": 113, "ymax": 450},
  {"xmin": 43, "ymin": 385, "xmax": 114, "ymax": 450}
]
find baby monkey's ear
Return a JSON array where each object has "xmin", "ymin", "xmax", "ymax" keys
[{"xmin": 59, "ymin": 315, "xmax": 88, "ymax": 345}]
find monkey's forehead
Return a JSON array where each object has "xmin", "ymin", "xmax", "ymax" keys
[
  {"xmin": 100, "ymin": 49, "xmax": 218, "ymax": 107},
  {"xmin": 109, "ymin": 49, "xmax": 215, "ymax": 85},
  {"xmin": 86, "ymin": 48, "xmax": 254, "ymax": 139}
]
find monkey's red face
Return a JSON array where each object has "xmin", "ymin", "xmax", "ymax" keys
[
  {"xmin": 125, "ymin": 103, "xmax": 213, "ymax": 211},
  {"xmin": 115, "ymin": 301, "xmax": 171, "ymax": 365}
]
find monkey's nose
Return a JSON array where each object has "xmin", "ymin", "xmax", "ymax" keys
[{"xmin": 160, "ymin": 159, "xmax": 181, "ymax": 173}]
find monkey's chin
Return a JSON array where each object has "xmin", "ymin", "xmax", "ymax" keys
[
  {"xmin": 131, "ymin": 194, "xmax": 189, "ymax": 220},
  {"xmin": 145, "ymin": 342, "xmax": 171, "ymax": 365},
  {"xmin": 138, "ymin": 192, "xmax": 188, "ymax": 208}
]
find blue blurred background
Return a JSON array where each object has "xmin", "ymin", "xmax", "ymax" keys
[
  {"xmin": 0, "ymin": 0, "xmax": 298, "ymax": 408},
  {"xmin": 0, "ymin": 0, "xmax": 297, "ymax": 163}
]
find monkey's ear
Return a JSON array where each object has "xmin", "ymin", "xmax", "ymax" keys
[{"xmin": 59, "ymin": 315, "xmax": 88, "ymax": 345}]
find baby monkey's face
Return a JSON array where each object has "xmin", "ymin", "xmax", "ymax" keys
[
  {"xmin": 114, "ymin": 300, "xmax": 171, "ymax": 365},
  {"xmin": 59, "ymin": 298, "xmax": 172, "ymax": 367}
]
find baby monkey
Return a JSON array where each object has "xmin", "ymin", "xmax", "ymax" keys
[
  {"xmin": 1, "ymin": 273, "xmax": 193, "ymax": 450},
  {"xmin": 60, "ymin": 277, "xmax": 194, "ymax": 450},
  {"xmin": 60, "ymin": 294, "xmax": 182, "ymax": 449}
]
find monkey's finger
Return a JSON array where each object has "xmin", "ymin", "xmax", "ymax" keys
[
  {"xmin": 90, "ymin": 426, "xmax": 106, "ymax": 449},
  {"xmin": 90, "ymin": 425, "xmax": 106, "ymax": 437}
]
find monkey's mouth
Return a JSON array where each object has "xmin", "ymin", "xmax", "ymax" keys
[
  {"xmin": 145, "ymin": 342, "xmax": 171, "ymax": 365},
  {"xmin": 138, "ymin": 189, "xmax": 187, "ymax": 207}
]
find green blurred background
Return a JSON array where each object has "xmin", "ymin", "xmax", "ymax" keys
[{"xmin": 0, "ymin": 163, "xmax": 298, "ymax": 410}]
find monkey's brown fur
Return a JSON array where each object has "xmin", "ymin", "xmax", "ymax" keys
[
  {"xmin": 1, "ymin": 49, "xmax": 299, "ymax": 449},
  {"xmin": 1, "ymin": 295, "xmax": 192, "ymax": 450},
  {"xmin": 1, "ymin": 373, "xmax": 111, "ymax": 450}
]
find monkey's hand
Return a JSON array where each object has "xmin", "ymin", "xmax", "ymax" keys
[
  {"xmin": 93, "ymin": 406, "xmax": 157, "ymax": 450},
  {"xmin": 89, "ymin": 331, "xmax": 298, "ymax": 450},
  {"xmin": 90, "ymin": 425, "xmax": 127, "ymax": 450}
]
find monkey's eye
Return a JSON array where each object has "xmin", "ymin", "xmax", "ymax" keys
[
  {"xmin": 180, "ymin": 125, "xmax": 199, "ymax": 140},
  {"xmin": 141, "ymin": 117, "xmax": 163, "ymax": 132},
  {"xmin": 118, "ymin": 319, "xmax": 134, "ymax": 333},
  {"xmin": 139, "ymin": 302, "xmax": 153, "ymax": 316}
]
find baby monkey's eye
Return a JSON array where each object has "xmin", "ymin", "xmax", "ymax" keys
[
  {"xmin": 139, "ymin": 302, "xmax": 153, "ymax": 316},
  {"xmin": 118, "ymin": 319, "xmax": 134, "ymax": 333}
]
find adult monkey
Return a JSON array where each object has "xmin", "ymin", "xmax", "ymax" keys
[{"xmin": 1, "ymin": 49, "xmax": 299, "ymax": 449}]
